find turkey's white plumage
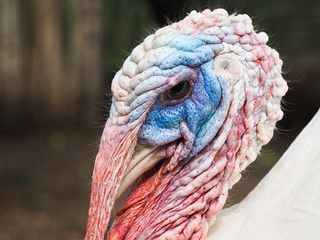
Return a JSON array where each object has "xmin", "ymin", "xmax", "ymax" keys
[{"xmin": 208, "ymin": 109, "xmax": 320, "ymax": 240}]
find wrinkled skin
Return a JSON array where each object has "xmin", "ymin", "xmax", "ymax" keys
[{"xmin": 85, "ymin": 9, "xmax": 288, "ymax": 240}]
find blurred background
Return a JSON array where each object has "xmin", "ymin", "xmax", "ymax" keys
[{"xmin": 0, "ymin": 0, "xmax": 319, "ymax": 239}]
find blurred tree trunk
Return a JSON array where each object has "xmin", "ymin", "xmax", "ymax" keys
[
  {"xmin": 0, "ymin": 0, "xmax": 102, "ymax": 130},
  {"xmin": 29, "ymin": 0, "xmax": 102, "ymax": 126},
  {"xmin": 70, "ymin": 0, "xmax": 102, "ymax": 124},
  {"xmin": 0, "ymin": 0, "xmax": 24, "ymax": 124},
  {"xmin": 30, "ymin": 0, "xmax": 64, "ymax": 124}
]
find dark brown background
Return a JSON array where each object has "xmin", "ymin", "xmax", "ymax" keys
[{"xmin": 0, "ymin": 0, "xmax": 319, "ymax": 239}]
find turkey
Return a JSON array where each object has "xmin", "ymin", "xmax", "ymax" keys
[
  {"xmin": 85, "ymin": 9, "xmax": 290, "ymax": 239},
  {"xmin": 209, "ymin": 109, "xmax": 320, "ymax": 240}
]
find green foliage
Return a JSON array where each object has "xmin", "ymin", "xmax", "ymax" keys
[
  {"xmin": 60, "ymin": 0, "xmax": 75, "ymax": 50},
  {"xmin": 101, "ymin": 0, "xmax": 155, "ymax": 72}
]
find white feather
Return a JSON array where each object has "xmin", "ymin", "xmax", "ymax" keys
[{"xmin": 208, "ymin": 109, "xmax": 320, "ymax": 240}]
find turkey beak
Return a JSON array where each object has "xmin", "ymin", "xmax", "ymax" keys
[
  {"xmin": 85, "ymin": 120, "xmax": 141, "ymax": 239},
  {"xmin": 116, "ymin": 144, "xmax": 165, "ymax": 199}
]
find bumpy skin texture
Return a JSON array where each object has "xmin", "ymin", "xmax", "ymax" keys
[{"xmin": 86, "ymin": 9, "xmax": 288, "ymax": 240}]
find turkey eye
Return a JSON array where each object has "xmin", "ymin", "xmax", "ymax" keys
[{"xmin": 167, "ymin": 81, "xmax": 190, "ymax": 99}]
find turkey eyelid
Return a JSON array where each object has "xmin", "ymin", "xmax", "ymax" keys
[{"xmin": 167, "ymin": 81, "xmax": 190, "ymax": 99}]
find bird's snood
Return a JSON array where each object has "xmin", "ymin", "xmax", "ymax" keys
[{"xmin": 85, "ymin": 9, "xmax": 288, "ymax": 240}]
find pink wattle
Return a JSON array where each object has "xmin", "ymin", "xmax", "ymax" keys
[{"xmin": 108, "ymin": 107, "xmax": 248, "ymax": 239}]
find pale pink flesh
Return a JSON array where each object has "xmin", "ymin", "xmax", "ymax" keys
[
  {"xmin": 107, "ymin": 108, "xmax": 246, "ymax": 239},
  {"xmin": 91, "ymin": 7, "xmax": 288, "ymax": 239},
  {"xmin": 85, "ymin": 120, "xmax": 140, "ymax": 239},
  {"xmin": 86, "ymin": 89, "xmax": 279, "ymax": 239}
]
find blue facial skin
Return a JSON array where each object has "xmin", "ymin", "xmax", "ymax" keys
[
  {"xmin": 138, "ymin": 34, "xmax": 223, "ymax": 156},
  {"xmin": 138, "ymin": 59, "xmax": 222, "ymax": 155}
]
